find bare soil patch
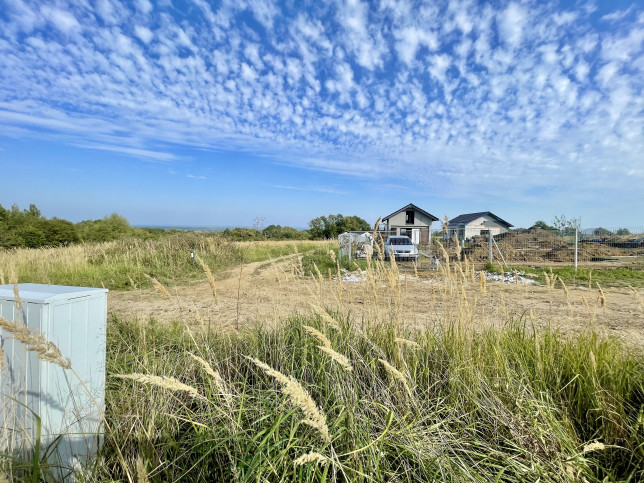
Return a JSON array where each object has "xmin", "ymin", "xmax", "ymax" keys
[{"xmin": 109, "ymin": 257, "xmax": 644, "ymax": 347}]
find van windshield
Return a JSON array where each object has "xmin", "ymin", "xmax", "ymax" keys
[{"xmin": 390, "ymin": 237, "xmax": 412, "ymax": 245}]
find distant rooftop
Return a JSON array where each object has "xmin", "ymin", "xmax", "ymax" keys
[{"xmin": 449, "ymin": 212, "xmax": 513, "ymax": 227}]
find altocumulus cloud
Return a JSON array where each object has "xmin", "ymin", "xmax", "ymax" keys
[{"xmin": 0, "ymin": 0, "xmax": 642, "ymax": 198}]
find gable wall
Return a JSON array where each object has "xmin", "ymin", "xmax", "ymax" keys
[{"xmin": 387, "ymin": 210, "xmax": 434, "ymax": 228}]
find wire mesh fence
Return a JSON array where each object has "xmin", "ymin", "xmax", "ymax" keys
[
  {"xmin": 449, "ymin": 227, "xmax": 644, "ymax": 270},
  {"xmin": 337, "ymin": 227, "xmax": 644, "ymax": 270}
]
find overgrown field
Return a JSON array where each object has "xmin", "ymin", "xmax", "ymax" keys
[
  {"xmin": 0, "ymin": 234, "xmax": 328, "ymax": 289},
  {"xmin": 1, "ymin": 239, "xmax": 644, "ymax": 481}
]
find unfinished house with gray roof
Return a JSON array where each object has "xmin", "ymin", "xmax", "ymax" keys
[
  {"xmin": 381, "ymin": 203, "xmax": 438, "ymax": 245},
  {"xmin": 448, "ymin": 212, "xmax": 513, "ymax": 241}
]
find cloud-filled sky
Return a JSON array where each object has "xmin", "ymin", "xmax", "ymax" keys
[{"xmin": 0, "ymin": 0, "xmax": 642, "ymax": 229}]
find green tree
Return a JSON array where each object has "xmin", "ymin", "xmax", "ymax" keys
[
  {"xmin": 616, "ymin": 228, "xmax": 631, "ymax": 236},
  {"xmin": 42, "ymin": 218, "xmax": 80, "ymax": 246},
  {"xmin": 308, "ymin": 214, "xmax": 370, "ymax": 239},
  {"xmin": 531, "ymin": 220, "xmax": 556, "ymax": 231},
  {"xmin": 593, "ymin": 227, "xmax": 613, "ymax": 237},
  {"xmin": 77, "ymin": 213, "xmax": 132, "ymax": 242},
  {"xmin": 18, "ymin": 224, "xmax": 45, "ymax": 248}
]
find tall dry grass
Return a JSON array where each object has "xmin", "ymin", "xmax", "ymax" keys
[{"xmin": 0, "ymin": 233, "xmax": 328, "ymax": 290}]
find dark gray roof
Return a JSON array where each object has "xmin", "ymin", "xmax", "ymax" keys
[
  {"xmin": 382, "ymin": 203, "xmax": 439, "ymax": 222},
  {"xmin": 449, "ymin": 212, "xmax": 513, "ymax": 227}
]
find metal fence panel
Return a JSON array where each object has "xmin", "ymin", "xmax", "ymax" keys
[{"xmin": 455, "ymin": 227, "xmax": 644, "ymax": 269}]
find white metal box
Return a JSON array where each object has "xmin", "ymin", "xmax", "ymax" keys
[{"xmin": 0, "ymin": 283, "xmax": 108, "ymax": 477}]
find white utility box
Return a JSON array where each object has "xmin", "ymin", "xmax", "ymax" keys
[{"xmin": 0, "ymin": 283, "xmax": 108, "ymax": 478}]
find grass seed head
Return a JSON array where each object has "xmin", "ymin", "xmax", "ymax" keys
[
  {"xmin": 583, "ymin": 441, "xmax": 605, "ymax": 453},
  {"xmin": 136, "ymin": 457, "xmax": 149, "ymax": 483},
  {"xmin": 114, "ymin": 373, "xmax": 204, "ymax": 400},
  {"xmin": 247, "ymin": 356, "xmax": 330, "ymax": 442},
  {"xmin": 0, "ymin": 317, "xmax": 71, "ymax": 369},
  {"xmin": 378, "ymin": 358, "xmax": 411, "ymax": 397},
  {"xmin": 596, "ymin": 282, "xmax": 606, "ymax": 308},
  {"xmin": 144, "ymin": 274, "xmax": 172, "ymax": 299},
  {"xmin": 195, "ymin": 254, "xmax": 218, "ymax": 303},
  {"xmin": 303, "ymin": 325, "xmax": 332, "ymax": 348},
  {"xmin": 188, "ymin": 352, "xmax": 230, "ymax": 402},
  {"xmin": 309, "ymin": 304, "xmax": 341, "ymax": 330},
  {"xmin": 317, "ymin": 345, "xmax": 353, "ymax": 372},
  {"xmin": 293, "ymin": 452, "xmax": 329, "ymax": 466},
  {"xmin": 395, "ymin": 337, "xmax": 420, "ymax": 349}
]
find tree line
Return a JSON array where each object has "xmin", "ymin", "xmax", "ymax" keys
[
  {"xmin": 0, "ymin": 204, "xmax": 371, "ymax": 248},
  {"xmin": 0, "ymin": 203, "xmax": 170, "ymax": 249},
  {"xmin": 223, "ymin": 214, "xmax": 370, "ymax": 241}
]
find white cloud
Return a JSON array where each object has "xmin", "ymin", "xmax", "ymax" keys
[
  {"xmin": 270, "ymin": 184, "xmax": 347, "ymax": 195},
  {"xmin": 602, "ymin": 6, "xmax": 634, "ymax": 22},
  {"xmin": 134, "ymin": 25, "xmax": 153, "ymax": 44},
  {"xmin": 240, "ymin": 63, "xmax": 258, "ymax": 82},
  {"xmin": 135, "ymin": 0, "xmax": 153, "ymax": 15},
  {"xmin": 497, "ymin": 3, "xmax": 526, "ymax": 47},
  {"xmin": 41, "ymin": 6, "xmax": 80, "ymax": 33},
  {"xmin": 395, "ymin": 27, "xmax": 438, "ymax": 65}
]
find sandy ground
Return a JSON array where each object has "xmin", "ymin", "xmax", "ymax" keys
[{"xmin": 109, "ymin": 255, "xmax": 644, "ymax": 348}]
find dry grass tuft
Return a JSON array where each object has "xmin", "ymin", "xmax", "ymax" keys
[
  {"xmin": 114, "ymin": 373, "xmax": 204, "ymax": 400},
  {"xmin": 143, "ymin": 274, "xmax": 172, "ymax": 299},
  {"xmin": 293, "ymin": 451, "xmax": 329, "ymax": 466},
  {"xmin": 394, "ymin": 337, "xmax": 420, "ymax": 349},
  {"xmin": 195, "ymin": 254, "xmax": 218, "ymax": 303},
  {"xmin": 453, "ymin": 235, "xmax": 462, "ymax": 261},
  {"xmin": 303, "ymin": 325, "xmax": 331, "ymax": 348},
  {"xmin": 559, "ymin": 276, "xmax": 570, "ymax": 302},
  {"xmin": 583, "ymin": 441, "xmax": 606, "ymax": 454},
  {"xmin": 543, "ymin": 271, "xmax": 551, "ymax": 290},
  {"xmin": 479, "ymin": 270, "xmax": 486, "ymax": 293},
  {"xmin": 310, "ymin": 304, "xmax": 341, "ymax": 331},
  {"xmin": 10, "ymin": 269, "xmax": 22, "ymax": 313},
  {"xmin": 247, "ymin": 357, "xmax": 330, "ymax": 442},
  {"xmin": 188, "ymin": 352, "xmax": 230, "ymax": 402},
  {"xmin": 317, "ymin": 345, "xmax": 353, "ymax": 372},
  {"xmin": 0, "ymin": 316, "xmax": 71, "ymax": 369},
  {"xmin": 378, "ymin": 358, "xmax": 412, "ymax": 397},
  {"xmin": 596, "ymin": 282, "xmax": 606, "ymax": 308},
  {"xmin": 135, "ymin": 456, "xmax": 149, "ymax": 483}
]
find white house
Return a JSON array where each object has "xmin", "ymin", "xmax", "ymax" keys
[
  {"xmin": 381, "ymin": 203, "xmax": 438, "ymax": 245},
  {"xmin": 448, "ymin": 212, "xmax": 513, "ymax": 240}
]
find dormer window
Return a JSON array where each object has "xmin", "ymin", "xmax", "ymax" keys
[{"xmin": 406, "ymin": 210, "xmax": 414, "ymax": 224}]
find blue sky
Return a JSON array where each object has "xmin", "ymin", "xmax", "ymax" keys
[{"xmin": 0, "ymin": 0, "xmax": 642, "ymax": 229}]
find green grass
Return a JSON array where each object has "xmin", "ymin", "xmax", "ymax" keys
[
  {"xmin": 514, "ymin": 266, "xmax": 644, "ymax": 288},
  {"xmin": 87, "ymin": 313, "xmax": 644, "ymax": 482}
]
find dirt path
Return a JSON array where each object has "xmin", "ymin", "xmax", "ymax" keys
[{"xmin": 109, "ymin": 257, "xmax": 644, "ymax": 347}]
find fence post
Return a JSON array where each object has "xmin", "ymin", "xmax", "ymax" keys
[
  {"xmin": 574, "ymin": 228, "xmax": 578, "ymax": 271},
  {"xmin": 488, "ymin": 233, "xmax": 493, "ymax": 263}
]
